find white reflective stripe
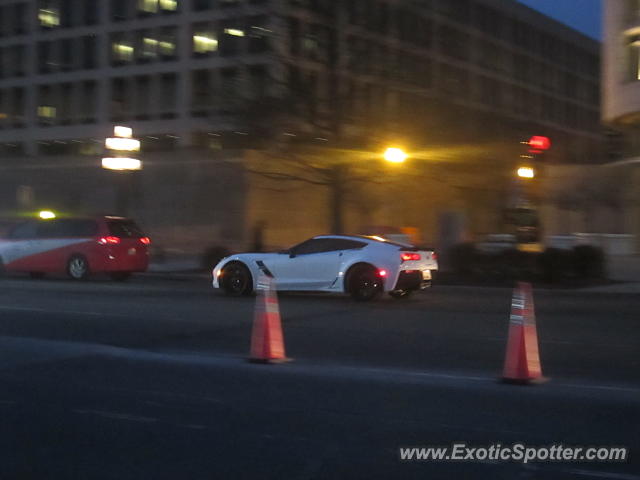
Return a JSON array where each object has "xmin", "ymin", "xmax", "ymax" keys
[
  {"xmin": 264, "ymin": 302, "xmax": 280, "ymax": 314},
  {"xmin": 510, "ymin": 314, "xmax": 524, "ymax": 325},
  {"xmin": 0, "ymin": 238, "xmax": 91, "ymax": 265}
]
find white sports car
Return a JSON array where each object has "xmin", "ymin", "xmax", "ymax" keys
[{"xmin": 212, "ymin": 235, "xmax": 438, "ymax": 301}]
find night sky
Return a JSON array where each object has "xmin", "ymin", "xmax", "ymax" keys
[{"xmin": 517, "ymin": 0, "xmax": 602, "ymax": 40}]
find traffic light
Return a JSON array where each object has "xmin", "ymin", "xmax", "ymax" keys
[{"xmin": 527, "ymin": 136, "xmax": 551, "ymax": 155}]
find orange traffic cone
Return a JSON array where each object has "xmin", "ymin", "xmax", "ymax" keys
[
  {"xmin": 501, "ymin": 282, "xmax": 546, "ymax": 384},
  {"xmin": 249, "ymin": 274, "xmax": 289, "ymax": 364}
]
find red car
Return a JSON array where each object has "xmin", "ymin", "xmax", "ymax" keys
[{"xmin": 0, "ymin": 216, "xmax": 150, "ymax": 280}]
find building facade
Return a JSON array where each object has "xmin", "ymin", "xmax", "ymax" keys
[
  {"xmin": 0, "ymin": 0, "xmax": 603, "ymax": 252},
  {"xmin": 601, "ymin": 0, "xmax": 640, "ymax": 251}
]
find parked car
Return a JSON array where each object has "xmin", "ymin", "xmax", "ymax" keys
[
  {"xmin": 212, "ymin": 235, "xmax": 438, "ymax": 301},
  {"xmin": 0, "ymin": 216, "xmax": 150, "ymax": 281}
]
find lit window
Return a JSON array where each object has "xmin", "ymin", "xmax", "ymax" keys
[
  {"xmin": 138, "ymin": 0, "xmax": 158, "ymax": 13},
  {"xmin": 224, "ymin": 28, "xmax": 245, "ymax": 37},
  {"xmin": 627, "ymin": 35, "xmax": 640, "ymax": 81},
  {"xmin": 38, "ymin": 106, "xmax": 57, "ymax": 118},
  {"xmin": 160, "ymin": 0, "xmax": 178, "ymax": 11},
  {"xmin": 159, "ymin": 39, "xmax": 176, "ymax": 57},
  {"xmin": 142, "ymin": 37, "xmax": 158, "ymax": 58},
  {"xmin": 113, "ymin": 42, "xmax": 135, "ymax": 62},
  {"xmin": 39, "ymin": 8, "xmax": 60, "ymax": 27},
  {"xmin": 193, "ymin": 33, "xmax": 218, "ymax": 53}
]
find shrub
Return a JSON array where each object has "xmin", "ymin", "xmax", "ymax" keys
[
  {"xmin": 448, "ymin": 243, "xmax": 478, "ymax": 276},
  {"xmin": 572, "ymin": 245, "xmax": 606, "ymax": 280},
  {"xmin": 538, "ymin": 248, "xmax": 574, "ymax": 283}
]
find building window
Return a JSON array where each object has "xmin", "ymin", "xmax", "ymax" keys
[
  {"xmin": 38, "ymin": 105, "xmax": 57, "ymax": 120},
  {"xmin": 248, "ymin": 17, "xmax": 271, "ymax": 53},
  {"xmin": 39, "ymin": 1, "xmax": 60, "ymax": 28},
  {"xmin": 10, "ymin": 88, "xmax": 25, "ymax": 127},
  {"xmin": 159, "ymin": 27, "xmax": 177, "ymax": 59},
  {"xmin": 193, "ymin": 26, "xmax": 218, "ymax": 55},
  {"xmin": 160, "ymin": 0, "xmax": 178, "ymax": 11},
  {"xmin": 112, "ymin": 33, "xmax": 135, "ymax": 64},
  {"xmin": 627, "ymin": 35, "xmax": 640, "ymax": 81},
  {"xmin": 138, "ymin": 0, "xmax": 158, "ymax": 14},
  {"xmin": 81, "ymin": 35, "xmax": 97, "ymax": 69},
  {"xmin": 60, "ymin": 38, "xmax": 75, "ymax": 71},
  {"xmin": 81, "ymin": 81, "xmax": 97, "ymax": 122},
  {"xmin": 191, "ymin": 69, "xmax": 212, "ymax": 116},
  {"xmin": 110, "ymin": 77, "xmax": 130, "ymax": 121},
  {"xmin": 111, "ymin": 0, "xmax": 128, "ymax": 21},
  {"xmin": 37, "ymin": 41, "xmax": 57, "ymax": 74},
  {"xmin": 139, "ymin": 33, "xmax": 158, "ymax": 61},
  {"xmin": 192, "ymin": 0, "xmax": 212, "ymax": 10},
  {"xmin": 134, "ymin": 76, "xmax": 151, "ymax": 119},
  {"xmin": 85, "ymin": 1, "xmax": 99, "ymax": 25},
  {"xmin": 159, "ymin": 74, "xmax": 177, "ymax": 117}
]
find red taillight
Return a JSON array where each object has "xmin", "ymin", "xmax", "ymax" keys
[
  {"xmin": 432, "ymin": 252, "xmax": 438, "ymax": 261},
  {"xmin": 98, "ymin": 236, "xmax": 120, "ymax": 245},
  {"xmin": 400, "ymin": 252, "xmax": 421, "ymax": 262},
  {"xmin": 140, "ymin": 237, "xmax": 151, "ymax": 245},
  {"xmin": 378, "ymin": 269, "xmax": 387, "ymax": 277}
]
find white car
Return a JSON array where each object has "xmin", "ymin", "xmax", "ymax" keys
[{"xmin": 212, "ymin": 235, "xmax": 438, "ymax": 301}]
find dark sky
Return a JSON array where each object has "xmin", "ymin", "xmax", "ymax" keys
[{"xmin": 517, "ymin": 0, "xmax": 602, "ymax": 40}]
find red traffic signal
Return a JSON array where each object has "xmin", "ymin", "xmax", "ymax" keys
[{"xmin": 528, "ymin": 136, "xmax": 551, "ymax": 153}]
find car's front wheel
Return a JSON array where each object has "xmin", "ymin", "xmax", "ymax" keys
[
  {"xmin": 348, "ymin": 265, "xmax": 383, "ymax": 301},
  {"xmin": 67, "ymin": 255, "xmax": 90, "ymax": 280},
  {"xmin": 220, "ymin": 262, "xmax": 253, "ymax": 296}
]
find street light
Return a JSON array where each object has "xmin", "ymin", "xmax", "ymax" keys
[
  {"xmin": 102, "ymin": 126, "xmax": 142, "ymax": 171},
  {"xmin": 38, "ymin": 210, "xmax": 56, "ymax": 220},
  {"xmin": 384, "ymin": 147, "xmax": 408, "ymax": 164},
  {"xmin": 517, "ymin": 166, "xmax": 535, "ymax": 179},
  {"xmin": 102, "ymin": 126, "xmax": 141, "ymax": 215}
]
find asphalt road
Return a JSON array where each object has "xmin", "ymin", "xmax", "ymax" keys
[{"xmin": 0, "ymin": 275, "xmax": 638, "ymax": 479}]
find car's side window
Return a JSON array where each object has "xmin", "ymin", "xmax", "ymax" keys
[
  {"xmin": 290, "ymin": 239, "xmax": 329, "ymax": 255},
  {"xmin": 291, "ymin": 238, "xmax": 366, "ymax": 256},
  {"xmin": 63, "ymin": 220, "xmax": 98, "ymax": 237},
  {"xmin": 332, "ymin": 239, "xmax": 367, "ymax": 250},
  {"xmin": 8, "ymin": 222, "xmax": 38, "ymax": 240}
]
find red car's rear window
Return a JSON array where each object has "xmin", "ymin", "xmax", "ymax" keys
[{"xmin": 107, "ymin": 220, "xmax": 145, "ymax": 238}]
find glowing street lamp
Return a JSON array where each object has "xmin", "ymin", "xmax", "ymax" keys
[
  {"xmin": 102, "ymin": 126, "xmax": 142, "ymax": 171},
  {"xmin": 384, "ymin": 147, "xmax": 408, "ymax": 164},
  {"xmin": 517, "ymin": 166, "xmax": 535, "ymax": 179},
  {"xmin": 38, "ymin": 210, "xmax": 56, "ymax": 220}
]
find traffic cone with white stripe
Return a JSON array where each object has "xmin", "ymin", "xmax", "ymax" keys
[
  {"xmin": 501, "ymin": 282, "xmax": 546, "ymax": 384},
  {"xmin": 249, "ymin": 274, "xmax": 289, "ymax": 364}
]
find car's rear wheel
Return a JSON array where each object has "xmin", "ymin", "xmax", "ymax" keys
[
  {"xmin": 110, "ymin": 272, "xmax": 132, "ymax": 282},
  {"xmin": 348, "ymin": 265, "xmax": 383, "ymax": 301},
  {"xmin": 389, "ymin": 289, "xmax": 413, "ymax": 299},
  {"xmin": 221, "ymin": 262, "xmax": 253, "ymax": 296},
  {"xmin": 67, "ymin": 255, "xmax": 90, "ymax": 280}
]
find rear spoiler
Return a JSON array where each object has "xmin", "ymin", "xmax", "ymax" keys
[{"xmin": 398, "ymin": 245, "xmax": 436, "ymax": 252}]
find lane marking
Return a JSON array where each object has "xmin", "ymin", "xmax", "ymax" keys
[{"xmin": 74, "ymin": 409, "xmax": 157, "ymax": 423}]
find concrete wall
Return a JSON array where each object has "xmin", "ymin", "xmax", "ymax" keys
[{"xmin": 541, "ymin": 163, "xmax": 640, "ymax": 253}]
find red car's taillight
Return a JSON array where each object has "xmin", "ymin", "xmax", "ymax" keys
[
  {"xmin": 400, "ymin": 252, "xmax": 421, "ymax": 262},
  {"xmin": 98, "ymin": 236, "xmax": 120, "ymax": 245},
  {"xmin": 432, "ymin": 252, "xmax": 438, "ymax": 261},
  {"xmin": 140, "ymin": 237, "xmax": 151, "ymax": 245}
]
